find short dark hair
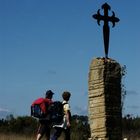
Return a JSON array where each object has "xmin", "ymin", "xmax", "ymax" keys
[
  {"xmin": 62, "ymin": 91, "xmax": 71, "ymax": 101},
  {"xmin": 45, "ymin": 90, "xmax": 54, "ymax": 98}
]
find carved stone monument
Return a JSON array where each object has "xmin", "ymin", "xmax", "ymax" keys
[{"xmin": 88, "ymin": 3, "xmax": 122, "ymax": 140}]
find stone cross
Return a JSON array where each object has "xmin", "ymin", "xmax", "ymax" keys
[{"xmin": 93, "ymin": 3, "xmax": 120, "ymax": 58}]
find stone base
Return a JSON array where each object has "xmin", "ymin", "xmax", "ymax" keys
[{"xmin": 88, "ymin": 57, "xmax": 122, "ymax": 140}]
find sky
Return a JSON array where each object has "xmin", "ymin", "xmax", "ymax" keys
[{"xmin": 0, "ymin": 0, "xmax": 140, "ymax": 117}]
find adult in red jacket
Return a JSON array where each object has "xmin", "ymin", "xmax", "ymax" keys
[{"xmin": 36, "ymin": 90, "xmax": 54, "ymax": 140}]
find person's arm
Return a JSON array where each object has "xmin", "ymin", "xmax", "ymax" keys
[{"xmin": 66, "ymin": 110, "xmax": 71, "ymax": 127}]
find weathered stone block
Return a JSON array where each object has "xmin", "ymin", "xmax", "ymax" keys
[{"xmin": 88, "ymin": 58, "xmax": 122, "ymax": 140}]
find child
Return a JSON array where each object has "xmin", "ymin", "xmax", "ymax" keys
[{"xmin": 51, "ymin": 91, "xmax": 71, "ymax": 140}]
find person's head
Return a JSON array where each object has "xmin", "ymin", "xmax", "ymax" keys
[
  {"xmin": 45, "ymin": 90, "xmax": 54, "ymax": 99},
  {"xmin": 62, "ymin": 91, "xmax": 71, "ymax": 101}
]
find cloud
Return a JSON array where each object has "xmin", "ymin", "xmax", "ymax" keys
[
  {"xmin": 126, "ymin": 90, "xmax": 139, "ymax": 95},
  {"xmin": 0, "ymin": 108, "xmax": 10, "ymax": 112},
  {"xmin": 47, "ymin": 70, "xmax": 56, "ymax": 75},
  {"xmin": 74, "ymin": 105, "xmax": 88, "ymax": 115},
  {"xmin": 0, "ymin": 108, "xmax": 11, "ymax": 119},
  {"xmin": 127, "ymin": 105, "xmax": 140, "ymax": 109}
]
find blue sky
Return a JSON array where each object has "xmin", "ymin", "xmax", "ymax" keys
[{"xmin": 0, "ymin": 0, "xmax": 140, "ymax": 117}]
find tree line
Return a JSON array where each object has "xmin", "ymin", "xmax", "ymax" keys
[
  {"xmin": 0, "ymin": 114, "xmax": 140, "ymax": 139},
  {"xmin": 0, "ymin": 114, "xmax": 90, "ymax": 140}
]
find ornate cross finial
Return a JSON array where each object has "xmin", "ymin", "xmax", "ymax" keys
[{"xmin": 93, "ymin": 3, "xmax": 120, "ymax": 58}]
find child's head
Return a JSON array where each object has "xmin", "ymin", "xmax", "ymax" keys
[{"xmin": 62, "ymin": 91, "xmax": 71, "ymax": 101}]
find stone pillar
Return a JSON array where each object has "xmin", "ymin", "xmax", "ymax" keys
[{"xmin": 88, "ymin": 58, "xmax": 122, "ymax": 140}]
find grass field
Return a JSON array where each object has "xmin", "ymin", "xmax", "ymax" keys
[
  {"xmin": 0, "ymin": 134, "xmax": 35, "ymax": 140},
  {"xmin": 1, "ymin": 133, "xmax": 140, "ymax": 140},
  {"xmin": 0, "ymin": 133, "xmax": 65, "ymax": 140}
]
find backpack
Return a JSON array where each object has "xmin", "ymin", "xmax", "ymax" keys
[
  {"xmin": 31, "ymin": 98, "xmax": 52, "ymax": 118},
  {"xmin": 49, "ymin": 101, "xmax": 67, "ymax": 125}
]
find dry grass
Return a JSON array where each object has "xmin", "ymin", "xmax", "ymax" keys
[
  {"xmin": 0, "ymin": 133, "xmax": 35, "ymax": 140},
  {"xmin": 123, "ymin": 136, "xmax": 140, "ymax": 140},
  {"xmin": 0, "ymin": 133, "xmax": 65, "ymax": 140}
]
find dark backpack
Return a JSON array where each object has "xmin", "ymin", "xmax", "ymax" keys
[
  {"xmin": 49, "ymin": 101, "xmax": 67, "ymax": 125},
  {"xmin": 31, "ymin": 98, "xmax": 52, "ymax": 118}
]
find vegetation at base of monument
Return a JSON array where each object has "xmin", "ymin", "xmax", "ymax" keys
[
  {"xmin": 122, "ymin": 114, "xmax": 140, "ymax": 139},
  {"xmin": 0, "ymin": 115, "xmax": 90, "ymax": 140}
]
